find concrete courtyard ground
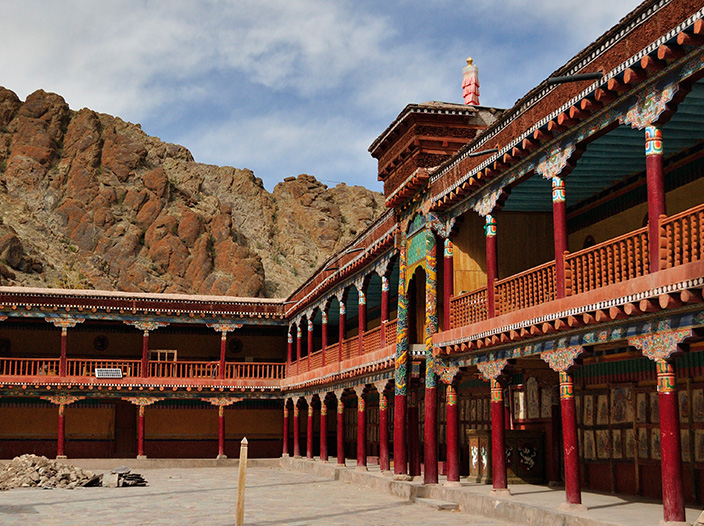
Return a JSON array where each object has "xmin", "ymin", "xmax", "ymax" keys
[
  {"xmin": 1, "ymin": 457, "xmax": 702, "ymax": 525},
  {"xmin": 0, "ymin": 464, "xmax": 511, "ymax": 526}
]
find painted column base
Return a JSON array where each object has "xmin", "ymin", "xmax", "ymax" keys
[
  {"xmin": 558, "ymin": 502, "xmax": 587, "ymax": 513},
  {"xmin": 393, "ymin": 474, "xmax": 413, "ymax": 481},
  {"xmin": 443, "ymin": 480, "xmax": 462, "ymax": 488},
  {"xmin": 216, "ymin": 454, "xmax": 227, "ymax": 460},
  {"xmin": 658, "ymin": 521, "xmax": 690, "ymax": 526},
  {"xmin": 137, "ymin": 455, "xmax": 147, "ymax": 460},
  {"xmin": 281, "ymin": 453, "xmax": 290, "ymax": 458},
  {"xmin": 355, "ymin": 465, "xmax": 368, "ymax": 472},
  {"xmin": 490, "ymin": 488, "xmax": 511, "ymax": 497},
  {"xmin": 56, "ymin": 455, "xmax": 67, "ymax": 460}
]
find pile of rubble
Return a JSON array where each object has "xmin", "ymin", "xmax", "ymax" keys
[
  {"xmin": 0, "ymin": 454, "xmax": 102, "ymax": 490},
  {"xmin": 104, "ymin": 466, "xmax": 147, "ymax": 487}
]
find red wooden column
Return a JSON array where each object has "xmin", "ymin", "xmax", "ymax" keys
[
  {"xmin": 43, "ymin": 395, "xmax": 83, "ymax": 459},
  {"xmin": 207, "ymin": 323, "xmax": 243, "ymax": 379},
  {"xmin": 307, "ymin": 318, "xmax": 314, "ymax": 372},
  {"xmin": 380, "ymin": 274, "xmax": 390, "ymax": 344},
  {"xmin": 551, "ymin": 177, "xmax": 568, "ymax": 298},
  {"xmin": 296, "ymin": 324, "xmax": 302, "ymax": 376},
  {"xmin": 336, "ymin": 392, "xmax": 345, "ymax": 466},
  {"xmin": 338, "ymin": 296, "xmax": 346, "ymax": 363},
  {"xmin": 356, "ymin": 387, "xmax": 367, "ymax": 470},
  {"xmin": 357, "ymin": 282, "xmax": 367, "ymax": 357},
  {"xmin": 124, "ymin": 320, "xmax": 168, "ymax": 378},
  {"xmin": 424, "ymin": 229, "xmax": 439, "ymax": 485},
  {"xmin": 629, "ymin": 329, "xmax": 692, "ymax": 523},
  {"xmin": 293, "ymin": 400, "xmax": 302, "ymax": 458},
  {"xmin": 306, "ymin": 397, "xmax": 314, "ymax": 459},
  {"xmin": 217, "ymin": 407, "xmax": 226, "ymax": 458},
  {"xmin": 321, "ymin": 309, "xmax": 328, "ymax": 367},
  {"xmin": 377, "ymin": 384, "xmax": 390, "ymax": 472},
  {"xmin": 319, "ymin": 396, "xmax": 328, "ymax": 462},
  {"xmin": 282, "ymin": 400, "xmax": 290, "ymax": 457},
  {"xmin": 46, "ymin": 317, "xmax": 84, "ymax": 377},
  {"xmin": 541, "ymin": 346, "xmax": 585, "ymax": 510},
  {"xmin": 286, "ymin": 330, "xmax": 293, "ymax": 377},
  {"xmin": 484, "ymin": 214, "xmax": 497, "ymax": 318},
  {"xmin": 438, "ymin": 366, "xmax": 461, "ymax": 486},
  {"xmin": 123, "ymin": 397, "xmax": 161, "ymax": 459},
  {"xmin": 408, "ymin": 387, "xmax": 421, "ymax": 477},
  {"xmin": 443, "ymin": 238, "xmax": 454, "ymax": 330},
  {"xmin": 491, "ymin": 379, "xmax": 509, "ymax": 493},
  {"xmin": 645, "ymin": 125, "xmax": 666, "ymax": 273}
]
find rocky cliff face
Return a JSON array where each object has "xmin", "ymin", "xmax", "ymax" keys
[{"xmin": 0, "ymin": 88, "xmax": 384, "ymax": 298}]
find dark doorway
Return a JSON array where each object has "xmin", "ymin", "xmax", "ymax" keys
[{"xmin": 113, "ymin": 401, "xmax": 137, "ymax": 457}]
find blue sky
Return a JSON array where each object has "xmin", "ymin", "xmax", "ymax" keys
[{"xmin": 1, "ymin": 0, "xmax": 642, "ymax": 192}]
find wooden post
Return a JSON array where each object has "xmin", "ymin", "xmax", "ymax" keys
[
  {"xmin": 356, "ymin": 389, "xmax": 367, "ymax": 470},
  {"xmin": 306, "ymin": 399, "xmax": 314, "ymax": 459},
  {"xmin": 321, "ymin": 310, "xmax": 328, "ymax": 367},
  {"xmin": 57, "ymin": 404, "xmax": 66, "ymax": 459},
  {"xmin": 141, "ymin": 330, "xmax": 150, "ymax": 378},
  {"xmin": 443, "ymin": 238, "xmax": 454, "ymax": 330},
  {"xmin": 218, "ymin": 332, "xmax": 227, "ymax": 380},
  {"xmin": 59, "ymin": 328, "xmax": 68, "ymax": 377},
  {"xmin": 296, "ymin": 325, "xmax": 302, "ymax": 376},
  {"xmin": 319, "ymin": 397, "xmax": 328, "ymax": 462},
  {"xmin": 293, "ymin": 402, "xmax": 301, "ymax": 458},
  {"xmin": 137, "ymin": 405, "xmax": 146, "ymax": 459},
  {"xmin": 282, "ymin": 403, "xmax": 290, "ymax": 457},
  {"xmin": 336, "ymin": 395, "xmax": 345, "ymax": 466},
  {"xmin": 338, "ymin": 300, "xmax": 346, "ymax": 363},
  {"xmin": 217, "ymin": 406, "xmax": 226, "ymax": 459},
  {"xmin": 357, "ymin": 286, "xmax": 366, "ymax": 357},
  {"xmin": 559, "ymin": 370, "xmax": 583, "ymax": 507},
  {"xmin": 485, "ymin": 214, "xmax": 497, "ymax": 318},
  {"xmin": 307, "ymin": 318, "xmax": 313, "ymax": 372},
  {"xmin": 551, "ymin": 177, "xmax": 568, "ymax": 298},
  {"xmin": 490, "ymin": 379, "xmax": 509, "ymax": 494},
  {"xmin": 445, "ymin": 383, "xmax": 460, "ymax": 485},
  {"xmin": 379, "ymin": 390, "xmax": 390, "ymax": 472},
  {"xmin": 286, "ymin": 331, "xmax": 293, "ymax": 377},
  {"xmin": 380, "ymin": 275, "xmax": 389, "ymax": 343},
  {"xmin": 645, "ymin": 125, "xmax": 665, "ymax": 273},
  {"xmin": 235, "ymin": 437, "xmax": 248, "ymax": 526}
]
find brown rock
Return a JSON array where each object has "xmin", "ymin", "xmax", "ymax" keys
[{"xmin": 0, "ymin": 233, "xmax": 23, "ymax": 268}]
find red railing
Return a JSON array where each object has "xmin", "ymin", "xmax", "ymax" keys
[
  {"xmin": 66, "ymin": 359, "xmax": 141, "ymax": 377},
  {"xmin": 566, "ymin": 227, "xmax": 648, "ymax": 296},
  {"xmin": 340, "ymin": 336, "xmax": 357, "ymax": 361},
  {"xmin": 308, "ymin": 350, "xmax": 323, "ymax": 370},
  {"xmin": 450, "ymin": 287, "xmax": 488, "ymax": 328},
  {"xmin": 0, "ymin": 357, "xmax": 60, "ymax": 376},
  {"xmin": 323, "ymin": 343, "xmax": 337, "ymax": 365},
  {"xmin": 295, "ymin": 356, "xmax": 308, "ymax": 374},
  {"xmin": 363, "ymin": 325, "xmax": 383, "ymax": 354},
  {"xmin": 661, "ymin": 203, "xmax": 704, "ymax": 269},
  {"xmin": 385, "ymin": 319, "xmax": 397, "ymax": 347},
  {"xmin": 227, "ymin": 362, "xmax": 285, "ymax": 379},
  {"xmin": 149, "ymin": 360, "xmax": 218, "ymax": 379},
  {"xmin": 496, "ymin": 261, "xmax": 556, "ymax": 316}
]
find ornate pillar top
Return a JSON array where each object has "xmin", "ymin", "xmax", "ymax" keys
[
  {"xmin": 536, "ymin": 144, "xmax": 576, "ymax": 180},
  {"xmin": 204, "ymin": 397, "xmax": 243, "ymax": 407},
  {"xmin": 124, "ymin": 320, "xmax": 169, "ymax": 334},
  {"xmin": 628, "ymin": 328, "xmax": 692, "ymax": 362},
  {"xmin": 435, "ymin": 364, "xmax": 461, "ymax": 384},
  {"xmin": 45, "ymin": 316, "xmax": 85, "ymax": 329},
  {"xmin": 206, "ymin": 323, "xmax": 243, "ymax": 334},
  {"xmin": 122, "ymin": 396, "xmax": 163, "ymax": 406},
  {"xmin": 476, "ymin": 358, "xmax": 508, "ymax": 380},
  {"xmin": 619, "ymin": 83, "xmax": 678, "ymax": 130},
  {"xmin": 540, "ymin": 345, "xmax": 583, "ymax": 373},
  {"xmin": 42, "ymin": 394, "xmax": 84, "ymax": 405}
]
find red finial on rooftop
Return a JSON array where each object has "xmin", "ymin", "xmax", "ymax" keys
[{"xmin": 462, "ymin": 57, "xmax": 479, "ymax": 105}]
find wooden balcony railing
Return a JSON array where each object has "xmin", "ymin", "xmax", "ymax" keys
[
  {"xmin": 496, "ymin": 261, "xmax": 556, "ymax": 316},
  {"xmin": 450, "ymin": 287, "xmax": 488, "ymax": 327},
  {"xmin": 661, "ymin": 203, "xmax": 704, "ymax": 269},
  {"xmin": 67, "ymin": 359, "xmax": 141, "ymax": 377},
  {"xmin": 296, "ymin": 356, "xmax": 308, "ymax": 374},
  {"xmin": 363, "ymin": 325, "xmax": 383, "ymax": 355},
  {"xmin": 323, "ymin": 343, "xmax": 338, "ymax": 365},
  {"xmin": 340, "ymin": 336, "xmax": 357, "ymax": 361},
  {"xmin": 0, "ymin": 357, "xmax": 60, "ymax": 376},
  {"xmin": 566, "ymin": 227, "xmax": 648, "ymax": 296},
  {"xmin": 308, "ymin": 350, "xmax": 323, "ymax": 370},
  {"xmin": 0, "ymin": 357, "xmax": 284, "ymax": 382},
  {"xmin": 226, "ymin": 362, "xmax": 286, "ymax": 379},
  {"xmin": 385, "ymin": 319, "xmax": 398, "ymax": 347}
]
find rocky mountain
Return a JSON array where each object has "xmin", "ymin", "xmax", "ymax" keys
[{"xmin": 0, "ymin": 88, "xmax": 384, "ymax": 298}]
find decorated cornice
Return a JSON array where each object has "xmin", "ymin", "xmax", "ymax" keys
[
  {"xmin": 628, "ymin": 320, "xmax": 693, "ymax": 361},
  {"xmin": 124, "ymin": 320, "xmax": 169, "ymax": 335},
  {"xmin": 476, "ymin": 358, "xmax": 508, "ymax": 380},
  {"xmin": 541, "ymin": 345, "xmax": 583, "ymax": 373},
  {"xmin": 620, "ymin": 82, "xmax": 679, "ymax": 129},
  {"xmin": 45, "ymin": 315, "xmax": 85, "ymax": 329},
  {"xmin": 206, "ymin": 323, "xmax": 243, "ymax": 334}
]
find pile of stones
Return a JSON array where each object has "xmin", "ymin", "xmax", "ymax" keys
[
  {"xmin": 104, "ymin": 466, "xmax": 147, "ymax": 487},
  {"xmin": 0, "ymin": 454, "xmax": 102, "ymax": 490}
]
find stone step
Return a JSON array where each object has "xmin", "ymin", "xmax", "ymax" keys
[{"xmin": 412, "ymin": 497, "xmax": 459, "ymax": 511}]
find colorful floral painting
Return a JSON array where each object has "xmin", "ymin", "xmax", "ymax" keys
[
  {"xmin": 651, "ymin": 428, "xmax": 661, "ymax": 460},
  {"xmin": 636, "ymin": 393, "xmax": 647, "ymax": 423},
  {"xmin": 610, "ymin": 387, "xmax": 633, "ymax": 424},
  {"xmin": 693, "ymin": 389, "xmax": 704, "ymax": 423},
  {"xmin": 597, "ymin": 395, "xmax": 609, "ymax": 425},
  {"xmin": 584, "ymin": 395, "xmax": 594, "ymax": 426},
  {"xmin": 625, "ymin": 429, "xmax": 636, "ymax": 459},
  {"xmin": 597, "ymin": 430, "xmax": 611, "ymax": 459},
  {"xmin": 584, "ymin": 430, "xmax": 595, "ymax": 460}
]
